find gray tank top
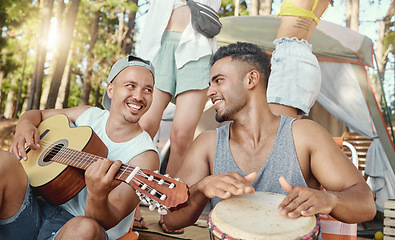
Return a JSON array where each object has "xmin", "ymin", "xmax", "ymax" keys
[{"xmin": 211, "ymin": 115, "xmax": 307, "ymax": 208}]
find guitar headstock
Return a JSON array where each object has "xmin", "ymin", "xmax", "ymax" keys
[{"xmin": 127, "ymin": 169, "xmax": 189, "ymax": 215}]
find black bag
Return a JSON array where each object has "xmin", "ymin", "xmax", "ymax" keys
[{"xmin": 186, "ymin": 0, "xmax": 222, "ymax": 38}]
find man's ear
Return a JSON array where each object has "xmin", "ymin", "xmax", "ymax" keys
[
  {"xmin": 246, "ymin": 70, "xmax": 260, "ymax": 90},
  {"xmin": 107, "ymin": 82, "xmax": 114, "ymax": 100}
]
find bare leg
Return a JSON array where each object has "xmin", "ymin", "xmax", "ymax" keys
[
  {"xmin": 132, "ymin": 205, "xmax": 147, "ymax": 229},
  {"xmin": 166, "ymin": 89, "xmax": 208, "ymax": 177},
  {"xmin": 0, "ymin": 150, "xmax": 27, "ymax": 220},
  {"xmin": 55, "ymin": 216, "xmax": 106, "ymax": 240},
  {"xmin": 269, "ymin": 0, "xmax": 331, "ymax": 119},
  {"xmin": 140, "ymin": 87, "xmax": 172, "ymax": 139}
]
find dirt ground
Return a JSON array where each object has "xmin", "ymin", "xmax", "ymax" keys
[{"xmin": 0, "ymin": 118, "xmax": 16, "ymax": 151}]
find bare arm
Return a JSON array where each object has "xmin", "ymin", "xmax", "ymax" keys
[
  {"xmin": 9, "ymin": 106, "xmax": 91, "ymax": 160},
  {"xmin": 278, "ymin": 120, "xmax": 376, "ymax": 223},
  {"xmin": 84, "ymin": 150, "xmax": 159, "ymax": 230},
  {"xmin": 163, "ymin": 131, "xmax": 256, "ymax": 230}
]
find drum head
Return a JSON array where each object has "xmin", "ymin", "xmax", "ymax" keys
[{"xmin": 210, "ymin": 192, "xmax": 318, "ymax": 240}]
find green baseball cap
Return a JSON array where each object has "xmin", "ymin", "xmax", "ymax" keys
[{"xmin": 102, "ymin": 55, "xmax": 155, "ymax": 110}]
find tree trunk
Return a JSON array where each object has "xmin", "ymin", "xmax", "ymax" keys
[
  {"xmin": 124, "ymin": 0, "xmax": 138, "ymax": 54},
  {"xmin": 235, "ymin": 0, "xmax": 240, "ymax": 16},
  {"xmin": 95, "ymin": 83, "xmax": 101, "ymax": 108},
  {"xmin": 14, "ymin": 43, "xmax": 30, "ymax": 118},
  {"xmin": 0, "ymin": 71, "xmax": 4, "ymax": 116},
  {"xmin": 259, "ymin": 0, "xmax": 273, "ymax": 15},
  {"xmin": 4, "ymin": 76, "xmax": 17, "ymax": 119},
  {"xmin": 249, "ymin": 0, "xmax": 259, "ymax": 15},
  {"xmin": 116, "ymin": 7, "xmax": 127, "ymax": 58},
  {"xmin": 40, "ymin": 0, "xmax": 66, "ymax": 109},
  {"xmin": 22, "ymin": 74, "xmax": 32, "ymax": 113},
  {"xmin": 373, "ymin": 0, "xmax": 395, "ymax": 103},
  {"xmin": 345, "ymin": 0, "xmax": 359, "ymax": 32},
  {"xmin": 80, "ymin": 12, "xmax": 100, "ymax": 106},
  {"xmin": 56, "ymin": 44, "xmax": 74, "ymax": 109},
  {"xmin": 45, "ymin": 0, "xmax": 80, "ymax": 109},
  {"xmin": 62, "ymin": 68, "xmax": 72, "ymax": 109},
  {"xmin": 28, "ymin": 0, "xmax": 53, "ymax": 110}
]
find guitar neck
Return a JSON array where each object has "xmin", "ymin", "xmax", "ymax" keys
[
  {"xmin": 50, "ymin": 145, "xmax": 132, "ymax": 183},
  {"xmin": 48, "ymin": 141, "xmax": 188, "ymax": 210}
]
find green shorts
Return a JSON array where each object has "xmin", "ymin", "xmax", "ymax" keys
[{"xmin": 152, "ymin": 30, "xmax": 211, "ymax": 97}]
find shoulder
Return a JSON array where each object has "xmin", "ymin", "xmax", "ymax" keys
[
  {"xmin": 292, "ymin": 119, "xmax": 328, "ymax": 137},
  {"xmin": 42, "ymin": 105, "xmax": 93, "ymax": 124},
  {"xmin": 291, "ymin": 118, "xmax": 342, "ymax": 155},
  {"xmin": 130, "ymin": 149, "xmax": 159, "ymax": 171},
  {"xmin": 75, "ymin": 107, "xmax": 107, "ymax": 125},
  {"xmin": 193, "ymin": 130, "xmax": 217, "ymax": 146},
  {"xmin": 138, "ymin": 130, "xmax": 159, "ymax": 151},
  {"xmin": 185, "ymin": 130, "xmax": 217, "ymax": 159}
]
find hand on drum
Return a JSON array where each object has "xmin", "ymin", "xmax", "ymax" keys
[
  {"xmin": 278, "ymin": 176, "xmax": 336, "ymax": 218},
  {"xmin": 199, "ymin": 172, "xmax": 257, "ymax": 199}
]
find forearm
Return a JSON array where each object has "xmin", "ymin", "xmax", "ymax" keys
[
  {"xmin": 163, "ymin": 183, "xmax": 209, "ymax": 230},
  {"xmin": 85, "ymin": 193, "xmax": 123, "ymax": 230},
  {"xmin": 328, "ymin": 183, "xmax": 376, "ymax": 223},
  {"xmin": 16, "ymin": 110, "xmax": 43, "ymax": 129}
]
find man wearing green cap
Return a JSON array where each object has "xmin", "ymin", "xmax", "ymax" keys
[{"xmin": 0, "ymin": 55, "xmax": 159, "ymax": 240}]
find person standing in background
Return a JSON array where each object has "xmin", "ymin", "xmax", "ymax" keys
[{"xmin": 137, "ymin": 0, "xmax": 221, "ymax": 234}]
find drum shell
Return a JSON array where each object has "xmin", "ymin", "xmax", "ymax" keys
[{"xmin": 207, "ymin": 192, "xmax": 320, "ymax": 240}]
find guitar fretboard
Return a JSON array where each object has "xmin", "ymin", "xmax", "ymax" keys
[{"xmin": 49, "ymin": 145, "xmax": 137, "ymax": 183}]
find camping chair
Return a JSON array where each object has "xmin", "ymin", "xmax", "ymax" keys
[
  {"xmin": 319, "ymin": 137, "xmax": 360, "ymax": 240},
  {"xmin": 341, "ymin": 132, "xmax": 372, "ymax": 179}
]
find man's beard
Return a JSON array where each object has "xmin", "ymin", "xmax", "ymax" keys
[
  {"xmin": 215, "ymin": 100, "xmax": 246, "ymax": 123},
  {"xmin": 124, "ymin": 115, "xmax": 140, "ymax": 124}
]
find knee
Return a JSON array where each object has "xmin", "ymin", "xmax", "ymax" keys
[
  {"xmin": 66, "ymin": 216, "xmax": 105, "ymax": 239},
  {"xmin": 0, "ymin": 150, "xmax": 23, "ymax": 177},
  {"xmin": 170, "ymin": 129, "xmax": 194, "ymax": 152}
]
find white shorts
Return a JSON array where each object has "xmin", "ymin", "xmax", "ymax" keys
[{"xmin": 267, "ymin": 37, "xmax": 321, "ymax": 115}]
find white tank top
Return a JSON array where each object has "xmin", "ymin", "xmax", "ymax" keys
[
  {"xmin": 60, "ymin": 107, "xmax": 159, "ymax": 240},
  {"xmin": 173, "ymin": 0, "xmax": 186, "ymax": 9}
]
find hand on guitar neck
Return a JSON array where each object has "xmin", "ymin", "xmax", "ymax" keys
[{"xmin": 19, "ymin": 114, "xmax": 189, "ymax": 214}]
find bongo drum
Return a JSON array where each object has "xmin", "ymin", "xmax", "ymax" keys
[{"xmin": 208, "ymin": 192, "xmax": 320, "ymax": 240}]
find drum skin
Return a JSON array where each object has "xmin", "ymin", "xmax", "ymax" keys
[{"xmin": 208, "ymin": 192, "xmax": 320, "ymax": 240}]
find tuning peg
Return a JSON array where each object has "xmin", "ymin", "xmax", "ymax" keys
[
  {"xmin": 148, "ymin": 175, "xmax": 154, "ymax": 181},
  {"xmin": 164, "ymin": 174, "xmax": 169, "ymax": 177},
  {"xmin": 158, "ymin": 179, "xmax": 164, "ymax": 185},
  {"xmin": 174, "ymin": 178, "xmax": 180, "ymax": 181},
  {"xmin": 135, "ymin": 191, "xmax": 142, "ymax": 198},
  {"xmin": 149, "ymin": 204, "xmax": 156, "ymax": 211},
  {"xmin": 154, "ymin": 170, "xmax": 159, "ymax": 173},
  {"xmin": 169, "ymin": 183, "xmax": 175, "ymax": 189},
  {"xmin": 160, "ymin": 194, "xmax": 167, "ymax": 201},
  {"xmin": 158, "ymin": 206, "xmax": 168, "ymax": 215}
]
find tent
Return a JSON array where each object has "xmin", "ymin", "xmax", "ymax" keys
[
  {"xmin": 215, "ymin": 15, "xmax": 395, "ymax": 212},
  {"xmin": 158, "ymin": 15, "xmax": 395, "ymax": 212}
]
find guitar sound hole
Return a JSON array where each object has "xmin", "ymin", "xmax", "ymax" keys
[{"xmin": 43, "ymin": 144, "xmax": 64, "ymax": 162}]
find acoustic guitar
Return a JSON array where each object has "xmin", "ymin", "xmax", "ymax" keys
[{"xmin": 20, "ymin": 114, "xmax": 188, "ymax": 214}]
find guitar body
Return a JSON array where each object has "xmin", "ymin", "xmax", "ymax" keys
[{"xmin": 21, "ymin": 114, "xmax": 108, "ymax": 205}]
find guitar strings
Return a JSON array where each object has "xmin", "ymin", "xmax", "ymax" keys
[
  {"xmin": 36, "ymin": 140, "xmax": 168, "ymax": 200},
  {"xmin": 30, "ymin": 140, "xmax": 171, "ymax": 199}
]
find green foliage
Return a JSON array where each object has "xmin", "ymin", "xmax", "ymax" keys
[
  {"xmin": 0, "ymin": 0, "xmax": 37, "ymax": 116},
  {"xmin": 383, "ymin": 30, "xmax": 395, "ymax": 54},
  {"xmin": 219, "ymin": 0, "xmax": 248, "ymax": 17},
  {"xmin": 67, "ymin": 76, "xmax": 82, "ymax": 108}
]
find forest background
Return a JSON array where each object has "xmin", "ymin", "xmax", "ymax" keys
[{"xmin": 0, "ymin": 0, "xmax": 394, "ymax": 130}]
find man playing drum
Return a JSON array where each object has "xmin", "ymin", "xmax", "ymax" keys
[{"xmin": 162, "ymin": 0, "xmax": 376, "ymax": 234}]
